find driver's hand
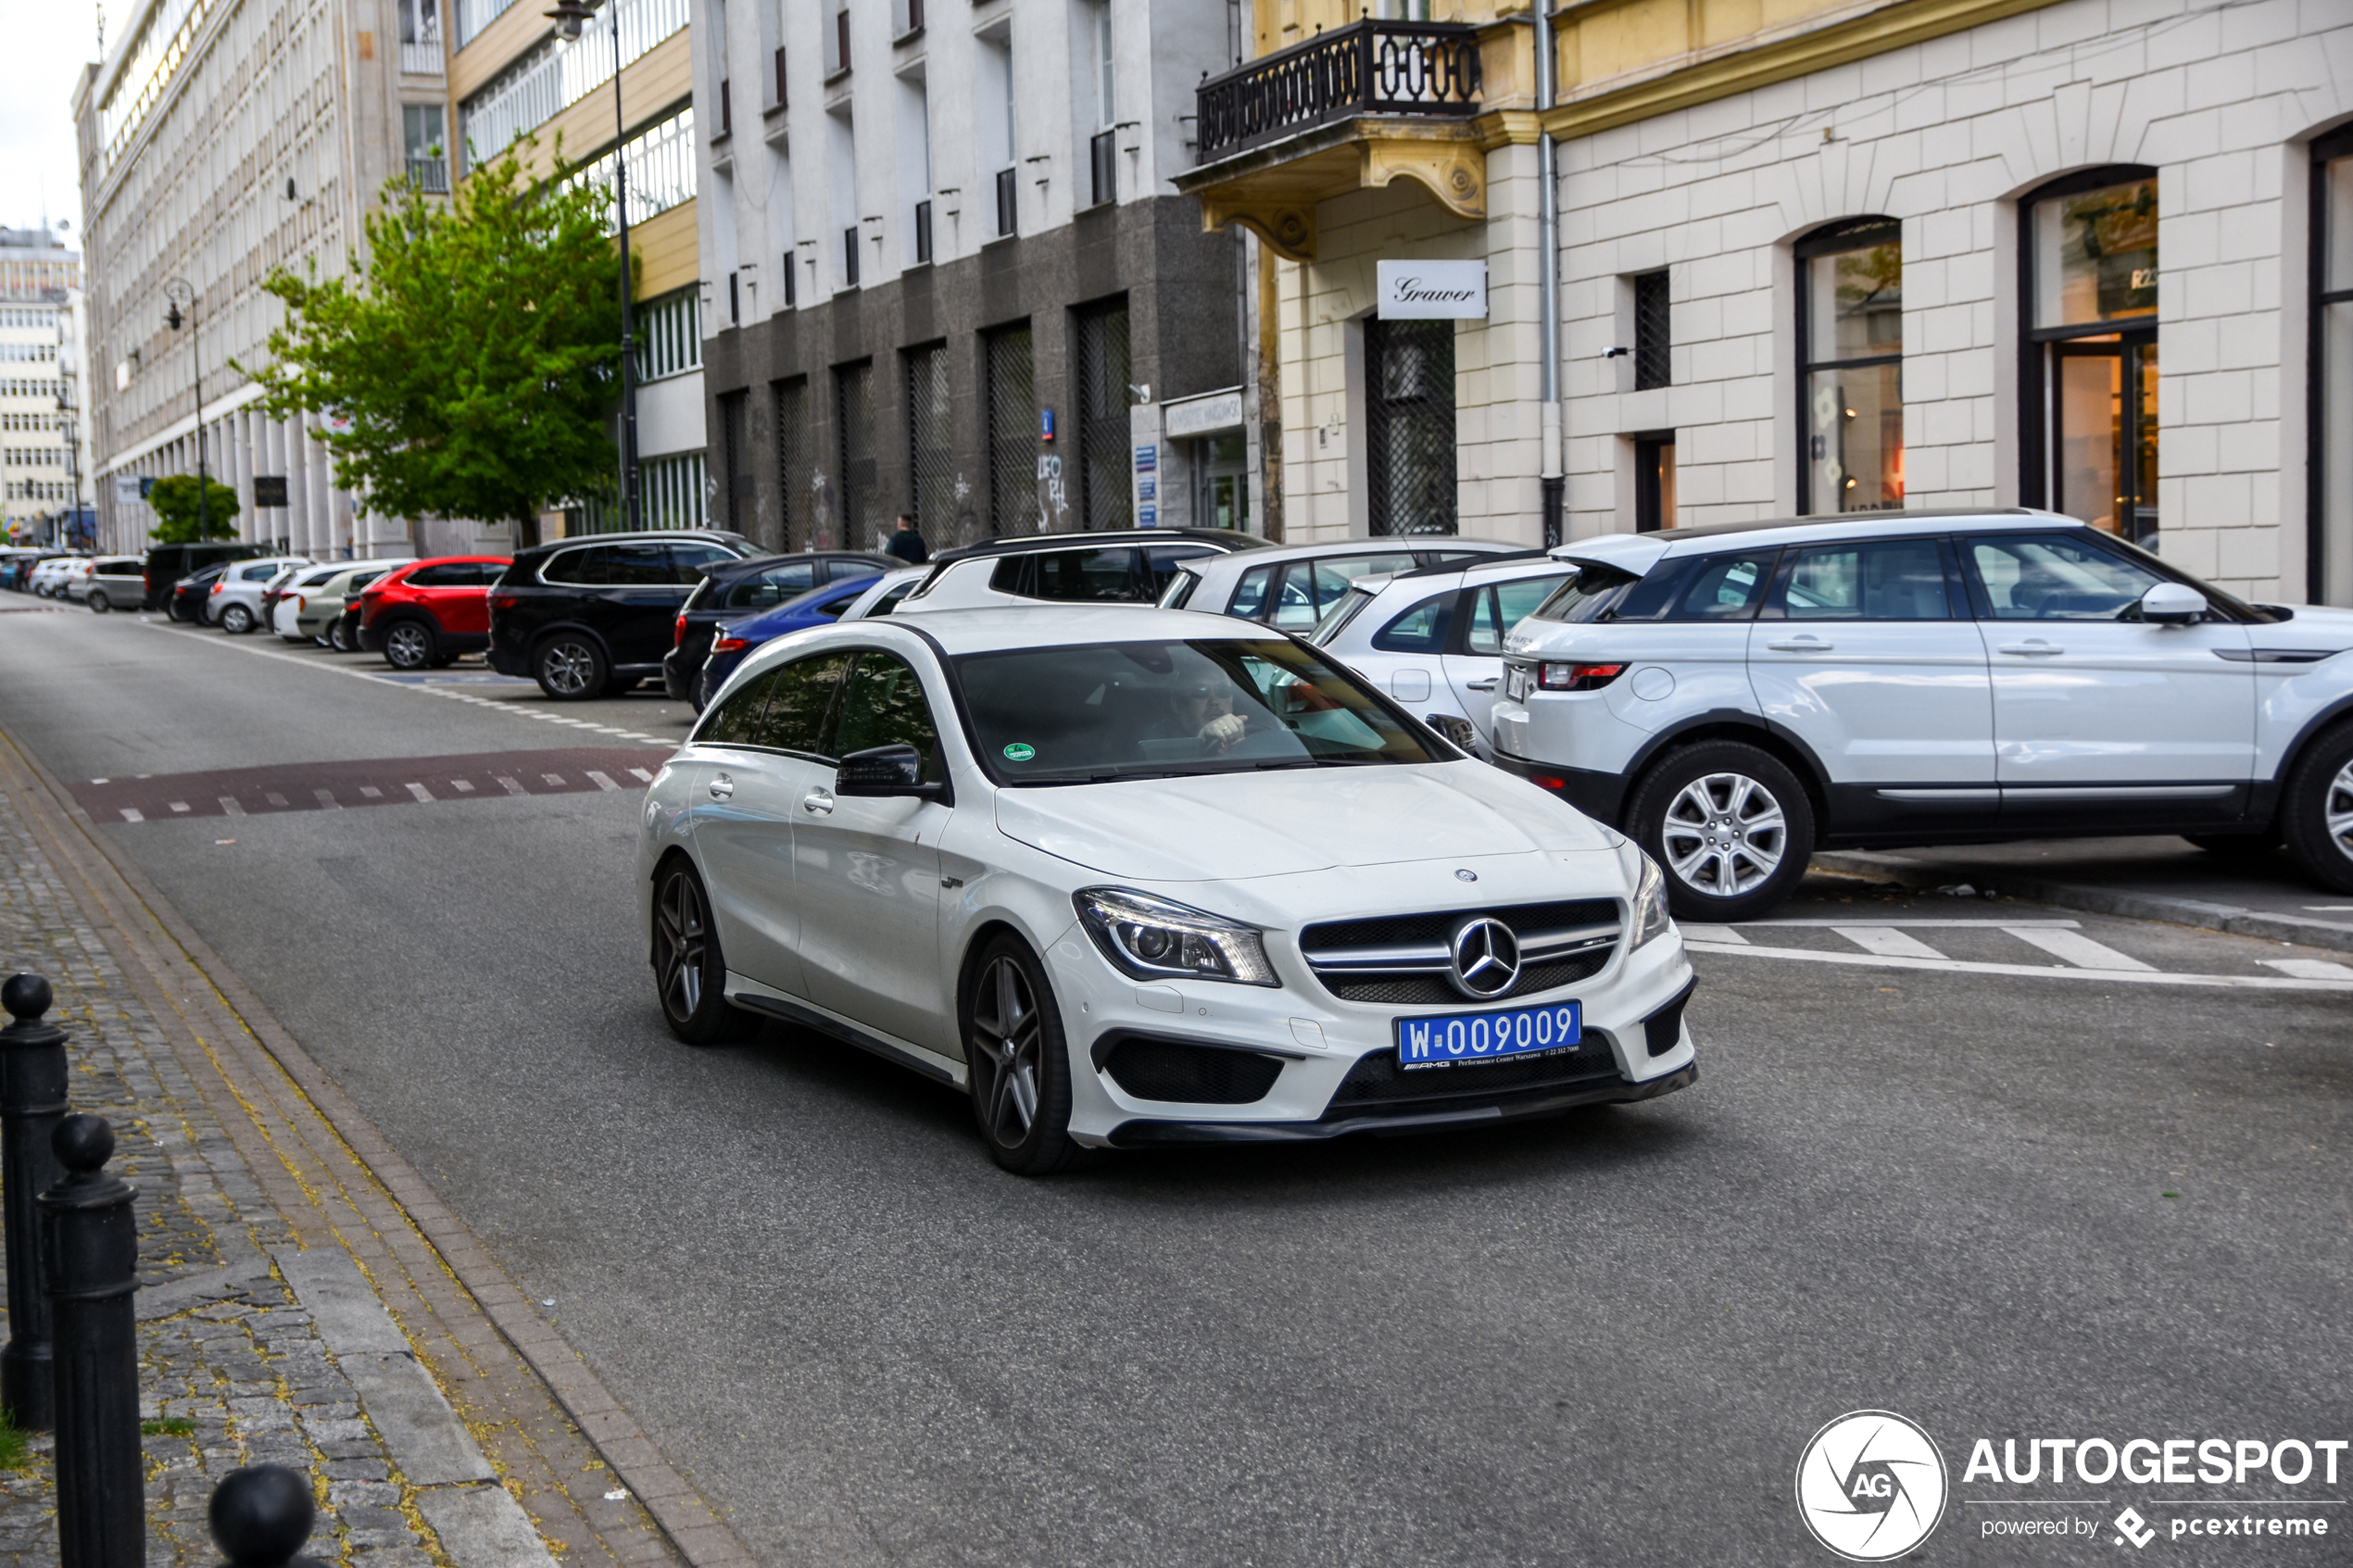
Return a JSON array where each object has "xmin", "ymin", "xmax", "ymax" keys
[{"xmin": 1200, "ymin": 713, "xmax": 1248, "ymax": 751}]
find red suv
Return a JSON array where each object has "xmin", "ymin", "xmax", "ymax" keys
[{"xmin": 357, "ymin": 556, "xmax": 510, "ymax": 670}]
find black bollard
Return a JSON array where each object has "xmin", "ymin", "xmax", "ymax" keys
[
  {"xmin": 209, "ymin": 1465, "xmax": 328, "ymax": 1568},
  {"xmin": 41, "ymin": 1113, "xmax": 141, "ymax": 1568},
  {"xmin": 0, "ymin": 972, "xmax": 69, "ymax": 1432}
]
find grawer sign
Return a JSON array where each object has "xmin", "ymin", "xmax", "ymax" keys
[{"xmin": 1796, "ymin": 1411, "xmax": 2343, "ymax": 1560}]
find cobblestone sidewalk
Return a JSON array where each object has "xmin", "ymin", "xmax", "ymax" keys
[{"xmin": 0, "ymin": 725, "xmax": 732, "ymax": 1567}]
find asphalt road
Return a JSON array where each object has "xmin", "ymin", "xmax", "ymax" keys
[{"xmin": 3, "ymin": 603, "xmax": 2347, "ymax": 1566}]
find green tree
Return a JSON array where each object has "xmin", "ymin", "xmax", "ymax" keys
[
  {"xmin": 147, "ymin": 473, "xmax": 241, "ymax": 542},
  {"xmin": 240, "ymin": 136, "xmax": 627, "ymax": 549}
]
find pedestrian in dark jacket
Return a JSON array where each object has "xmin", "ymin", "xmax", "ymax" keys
[{"xmin": 884, "ymin": 514, "xmax": 929, "ymax": 565}]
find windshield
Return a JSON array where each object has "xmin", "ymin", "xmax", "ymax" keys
[{"xmin": 954, "ymin": 638, "xmax": 1441, "ymax": 784}]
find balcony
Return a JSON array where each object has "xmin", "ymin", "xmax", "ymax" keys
[
  {"xmin": 400, "ymin": 32, "xmax": 445, "ymax": 75},
  {"xmin": 407, "ymin": 157, "xmax": 450, "ymax": 193},
  {"xmin": 1175, "ymin": 18, "xmax": 1497, "ymax": 263}
]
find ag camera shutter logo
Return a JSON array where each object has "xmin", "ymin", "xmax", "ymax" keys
[{"xmin": 1795, "ymin": 1411, "xmax": 1949, "ymax": 1561}]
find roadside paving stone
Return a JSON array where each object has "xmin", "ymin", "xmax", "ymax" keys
[{"xmin": 0, "ymin": 784, "xmax": 455, "ymax": 1567}]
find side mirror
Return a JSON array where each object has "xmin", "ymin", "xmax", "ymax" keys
[
  {"xmin": 2141, "ymin": 583, "xmax": 2208, "ymax": 625},
  {"xmin": 835, "ymin": 743, "xmax": 948, "ymax": 801}
]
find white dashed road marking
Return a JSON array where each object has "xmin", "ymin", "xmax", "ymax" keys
[
  {"xmin": 1685, "ymin": 920, "xmax": 2353, "ymax": 991},
  {"xmin": 2002, "ymin": 927, "xmax": 2156, "ymax": 972},
  {"xmin": 2259, "ymin": 958, "xmax": 2353, "ymax": 980},
  {"xmin": 1832, "ymin": 926, "xmax": 1946, "ymax": 960},
  {"xmin": 586, "ymin": 771, "xmax": 618, "ymax": 792},
  {"xmin": 120, "ymin": 808, "xmax": 142, "ymax": 823},
  {"xmin": 406, "ymin": 783, "xmax": 434, "ymax": 804}
]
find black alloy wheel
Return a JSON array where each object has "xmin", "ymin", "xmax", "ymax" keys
[
  {"xmin": 382, "ymin": 621, "xmax": 436, "ymax": 671},
  {"xmin": 2282, "ymin": 724, "xmax": 2353, "ymax": 894},
  {"xmin": 963, "ymin": 935, "xmax": 1088, "ymax": 1175},
  {"xmin": 534, "ymin": 633, "xmax": 607, "ymax": 700},
  {"xmin": 1626, "ymin": 739, "xmax": 1817, "ymax": 922},
  {"xmin": 220, "ymin": 603, "xmax": 255, "ymax": 634},
  {"xmin": 649, "ymin": 859, "xmax": 755, "ymax": 1044}
]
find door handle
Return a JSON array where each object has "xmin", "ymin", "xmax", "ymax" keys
[
  {"xmin": 1766, "ymin": 637, "xmax": 1833, "ymax": 652},
  {"xmin": 1465, "ymin": 677, "xmax": 1498, "ymax": 692},
  {"xmin": 800, "ymin": 788, "xmax": 835, "ymax": 816},
  {"xmin": 1997, "ymin": 641, "xmax": 2064, "ymax": 657},
  {"xmin": 708, "ymin": 773, "xmax": 734, "ymax": 800}
]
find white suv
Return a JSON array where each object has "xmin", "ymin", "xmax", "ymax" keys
[{"xmin": 1493, "ymin": 508, "xmax": 2353, "ymax": 920}]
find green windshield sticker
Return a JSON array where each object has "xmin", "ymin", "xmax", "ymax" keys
[{"xmin": 1002, "ymin": 743, "xmax": 1036, "ymax": 762}]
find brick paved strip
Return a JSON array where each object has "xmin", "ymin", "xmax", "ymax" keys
[
  {"xmin": 0, "ymin": 729, "xmax": 758, "ymax": 1568},
  {"xmin": 72, "ymin": 745, "xmax": 674, "ymax": 824}
]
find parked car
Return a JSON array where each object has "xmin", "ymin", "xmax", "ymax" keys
[
  {"xmin": 0, "ymin": 549, "xmax": 46, "ymax": 590},
  {"xmin": 207, "ymin": 555, "xmax": 314, "ymax": 633},
  {"xmin": 1490, "ymin": 508, "xmax": 2353, "ymax": 920},
  {"xmin": 663, "ymin": 551, "xmax": 893, "ymax": 703},
  {"xmin": 1160, "ymin": 538, "xmax": 1525, "ymax": 630},
  {"xmin": 486, "ymin": 529, "xmax": 755, "ymax": 698},
  {"xmin": 695, "ymin": 567, "xmax": 929, "ymax": 709},
  {"xmin": 895, "ymin": 527, "xmax": 1270, "ymax": 614},
  {"xmin": 81, "ymin": 557, "xmax": 148, "ymax": 612},
  {"xmin": 145, "ymin": 542, "xmax": 271, "ymax": 611},
  {"xmin": 270, "ymin": 563, "xmax": 358, "ymax": 640},
  {"xmin": 45, "ymin": 558, "xmax": 98, "ymax": 600},
  {"xmin": 168, "ymin": 562, "xmax": 233, "ymax": 621},
  {"xmin": 289, "ymin": 561, "xmax": 410, "ymax": 647},
  {"xmin": 353, "ymin": 557, "xmax": 510, "ymax": 670},
  {"xmin": 28, "ymin": 554, "xmax": 85, "ymax": 597},
  {"xmin": 1307, "ymin": 555, "xmax": 1584, "ymax": 759},
  {"xmin": 639, "ymin": 605, "xmax": 1695, "ymax": 1173}
]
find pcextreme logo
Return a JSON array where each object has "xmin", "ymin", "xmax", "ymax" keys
[{"xmin": 1795, "ymin": 1411, "xmax": 1951, "ymax": 1562}]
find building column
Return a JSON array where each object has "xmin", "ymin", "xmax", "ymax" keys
[
  {"xmin": 284, "ymin": 419, "xmax": 308, "ymax": 555},
  {"xmin": 233, "ymin": 409, "xmax": 256, "ymax": 542},
  {"xmin": 308, "ymin": 424, "xmax": 333, "ymax": 557}
]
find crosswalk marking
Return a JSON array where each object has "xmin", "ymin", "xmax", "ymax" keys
[
  {"xmin": 2259, "ymin": 958, "xmax": 2353, "ymax": 980},
  {"xmin": 1741, "ymin": 918, "xmax": 2082, "ymax": 929},
  {"xmin": 1833, "ymin": 926, "xmax": 1945, "ymax": 960},
  {"xmin": 628, "ymin": 768, "xmax": 654, "ymax": 783},
  {"xmin": 1679, "ymin": 923, "xmax": 1747, "ymax": 945},
  {"xmin": 2003, "ymin": 927, "xmax": 2155, "ymax": 972},
  {"xmin": 496, "ymin": 776, "xmax": 526, "ymax": 797},
  {"xmin": 405, "ymin": 783, "xmax": 434, "ymax": 804},
  {"xmin": 585, "ymin": 771, "xmax": 619, "ymax": 792},
  {"xmin": 120, "ymin": 808, "xmax": 142, "ymax": 822},
  {"xmin": 313, "ymin": 788, "xmax": 341, "ymax": 810},
  {"xmin": 1680, "ymin": 937, "xmax": 2353, "ymax": 991},
  {"xmin": 218, "ymin": 797, "xmax": 243, "ymax": 816},
  {"xmin": 168, "ymin": 801, "xmax": 189, "ymax": 814}
]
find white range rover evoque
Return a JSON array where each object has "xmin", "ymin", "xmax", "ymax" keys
[{"xmin": 637, "ymin": 607, "xmax": 1697, "ymax": 1173}]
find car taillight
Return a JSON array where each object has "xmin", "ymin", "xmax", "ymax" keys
[
  {"xmin": 209, "ymin": 582, "xmax": 224, "ymax": 595},
  {"xmin": 711, "ymin": 636, "xmax": 749, "ymax": 655},
  {"xmin": 295, "ymin": 596, "xmax": 306, "ymax": 610},
  {"xmin": 673, "ymin": 611, "xmax": 688, "ymax": 646},
  {"xmin": 1539, "ymin": 661, "xmax": 1625, "ymax": 692},
  {"xmin": 1531, "ymin": 773, "xmax": 1571, "ymax": 792},
  {"xmin": 490, "ymin": 593, "xmax": 520, "ymax": 611}
]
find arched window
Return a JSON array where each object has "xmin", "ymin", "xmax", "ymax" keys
[
  {"xmin": 1795, "ymin": 219, "xmax": 1903, "ymax": 514},
  {"xmin": 2312, "ymin": 127, "xmax": 2353, "ymax": 605},
  {"xmin": 2020, "ymin": 166, "xmax": 2158, "ymax": 544}
]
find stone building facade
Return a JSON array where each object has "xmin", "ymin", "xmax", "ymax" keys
[{"xmin": 0, "ymin": 230, "xmax": 91, "ymax": 544}]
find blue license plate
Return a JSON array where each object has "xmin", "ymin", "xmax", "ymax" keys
[{"xmin": 1394, "ymin": 1001, "xmax": 1581, "ymax": 1068}]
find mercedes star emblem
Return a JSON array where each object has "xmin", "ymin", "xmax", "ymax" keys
[{"xmin": 1448, "ymin": 916, "xmax": 1521, "ymax": 999}]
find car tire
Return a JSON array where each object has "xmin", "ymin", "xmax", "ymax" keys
[
  {"xmin": 382, "ymin": 620, "xmax": 436, "ymax": 671},
  {"xmin": 648, "ymin": 858, "xmax": 756, "ymax": 1045},
  {"xmin": 220, "ymin": 604, "xmax": 255, "ymax": 634},
  {"xmin": 962, "ymin": 935, "xmax": 1088, "ymax": 1176},
  {"xmin": 534, "ymin": 633, "xmax": 607, "ymax": 700},
  {"xmin": 86, "ymin": 592, "xmax": 109, "ymax": 615},
  {"xmin": 2281, "ymin": 725, "xmax": 2353, "ymax": 894},
  {"xmin": 329, "ymin": 618, "xmax": 359, "ymax": 653},
  {"xmin": 1626, "ymin": 739, "xmax": 1816, "ymax": 922}
]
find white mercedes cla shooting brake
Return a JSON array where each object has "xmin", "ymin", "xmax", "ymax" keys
[{"xmin": 637, "ymin": 608, "xmax": 1697, "ymax": 1173}]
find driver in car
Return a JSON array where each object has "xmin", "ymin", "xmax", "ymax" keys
[{"xmin": 1167, "ymin": 680, "xmax": 1251, "ymax": 756}]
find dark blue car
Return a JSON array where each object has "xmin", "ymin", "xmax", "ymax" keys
[{"xmin": 695, "ymin": 568, "xmax": 924, "ymax": 707}]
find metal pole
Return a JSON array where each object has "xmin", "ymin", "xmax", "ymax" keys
[
  {"xmin": 613, "ymin": 8, "xmax": 640, "ymax": 533},
  {"xmin": 40, "ymin": 1113, "xmax": 142, "ymax": 1568},
  {"xmin": 194, "ymin": 300, "xmax": 209, "ymax": 542},
  {"xmin": 1535, "ymin": 4, "xmax": 1564, "ymax": 549},
  {"xmin": 0, "ymin": 973, "xmax": 68, "ymax": 1433}
]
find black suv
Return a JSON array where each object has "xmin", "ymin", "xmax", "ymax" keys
[
  {"xmin": 487, "ymin": 529, "xmax": 754, "ymax": 699},
  {"xmin": 145, "ymin": 542, "xmax": 271, "ymax": 611},
  {"xmin": 661, "ymin": 551, "xmax": 893, "ymax": 702}
]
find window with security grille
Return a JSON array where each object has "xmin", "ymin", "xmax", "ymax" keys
[
  {"xmin": 1365, "ymin": 318, "xmax": 1457, "ymax": 536},
  {"xmin": 904, "ymin": 342, "xmax": 958, "ymax": 543},
  {"xmin": 1633, "ymin": 270, "xmax": 1671, "ymax": 390},
  {"xmin": 719, "ymin": 391, "xmax": 754, "ymax": 536},
  {"xmin": 837, "ymin": 360, "xmax": 877, "ymax": 553},
  {"xmin": 986, "ymin": 324, "xmax": 1037, "ymax": 535},
  {"xmin": 774, "ymin": 377, "xmax": 812, "ymax": 549},
  {"xmin": 1073, "ymin": 299, "xmax": 1132, "ymax": 532}
]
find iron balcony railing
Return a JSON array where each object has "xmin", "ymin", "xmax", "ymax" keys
[
  {"xmin": 1194, "ymin": 18, "xmax": 1480, "ymax": 165},
  {"xmin": 399, "ymin": 31, "xmax": 445, "ymax": 75},
  {"xmin": 407, "ymin": 156, "xmax": 450, "ymax": 193}
]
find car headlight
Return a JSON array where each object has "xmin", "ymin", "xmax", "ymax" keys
[
  {"xmin": 1073, "ymin": 888, "xmax": 1280, "ymax": 987},
  {"xmin": 1629, "ymin": 854, "xmax": 1671, "ymax": 950}
]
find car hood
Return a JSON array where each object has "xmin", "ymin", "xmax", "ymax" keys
[{"xmin": 992, "ymin": 762, "xmax": 1617, "ymax": 882}]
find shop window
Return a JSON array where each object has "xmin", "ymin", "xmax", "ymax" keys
[
  {"xmin": 1365, "ymin": 318, "xmax": 1456, "ymax": 536},
  {"xmin": 2312, "ymin": 129, "xmax": 2353, "ymax": 604},
  {"xmin": 1796, "ymin": 219, "xmax": 1902, "ymax": 514},
  {"xmin": 2020, "ymin": 168, "xmax": 2159, "ymax": 545}
]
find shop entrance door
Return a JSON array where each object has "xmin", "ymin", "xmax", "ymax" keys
[{"xmin": 2050, "ymin": 331, "xmax": 2158, "ymax": 546}]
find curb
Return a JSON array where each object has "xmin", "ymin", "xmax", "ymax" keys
[
  {"xmin": 1813, "ymin": 849, "xmax": 2353, "ymax": 954},
  {"xmin": 0, "ymin": 728, "xmax": 760, "ymax": 1568}
]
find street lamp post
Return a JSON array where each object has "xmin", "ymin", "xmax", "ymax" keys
[
  {"xmin": 546, "ymin": 0, "xmax": 641, "ymax": 533},
  {"xmin": 161, "ymin": 278, "xmax": 208, "ymax": 542}
]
